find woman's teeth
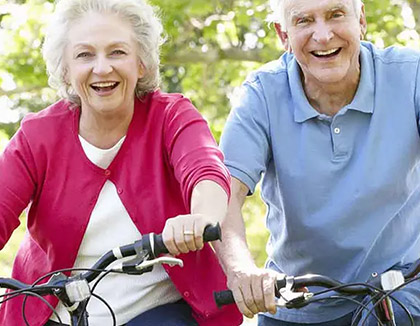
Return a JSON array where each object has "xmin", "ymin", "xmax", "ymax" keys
[{"xmin": 90, "ymin": 82, "xmax": 118, "ymax": 91}]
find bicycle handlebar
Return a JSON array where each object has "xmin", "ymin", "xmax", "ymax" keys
[
  {"xmin": 84, "ymin": 223, "xmax": 221, "ymax": 282},
  {"xmin": 0, "ymin": 223, "xmax": 222, "ymax": 292},
  {"xmin": 213, "ymin": 274, "xmax": 371, "ymax": 308},
  {"xmin": 214, "ymin": 258, "xmax": 420, "ymax": 308}
]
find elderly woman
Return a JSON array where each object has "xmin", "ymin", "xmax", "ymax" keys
[{"xmin": 0, "ymin": 0, "xmax": 242, "ymax": 325}]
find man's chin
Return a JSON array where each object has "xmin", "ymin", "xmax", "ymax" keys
[{"xmin": 312, "ymin": 71, "xmax": 349, "ymax": 86}]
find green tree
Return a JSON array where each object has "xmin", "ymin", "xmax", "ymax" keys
[{"xmin": 1, "ymin": 0, "xmax": 415, "ymax": 138}]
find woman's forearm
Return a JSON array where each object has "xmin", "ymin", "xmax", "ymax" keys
[{"xmin": 190, "ymin": 179, "xmax": 228, "ymax": 224}]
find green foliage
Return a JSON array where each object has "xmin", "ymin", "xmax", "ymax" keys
[
  {"xmin": 0, "ymin": 129, "xmax": 8, "ymax": 151},
  {"xmin": 0, "ymin": 132, "xmax": 26, "ymax": 277},
  {"xmin": 243, "ymin": 188, "xmax": 269, "ymax": 267},
  {"xmin": 0, "ymin": 0, "xmax": 414, "ymax": 136},
  {"xmin": 364, "ymin": 0, "xmax": 407, "ymax": 46}
]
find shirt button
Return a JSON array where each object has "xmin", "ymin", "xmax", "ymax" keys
[
  {"xmin": 183, "ymin": 291, "xmax": 190, "ymax": 297},
  {"xmin": 333, "ymin": 127, "xmax": 341, "ymax": 134},
  {"xmin": 104, "ymin": 170, "xmax": 111, "ymax": 176}
]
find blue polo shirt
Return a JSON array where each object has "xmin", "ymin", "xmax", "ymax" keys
[{"xmin": 220, "ymin": 42, "xmax": 420, "ymax": 323}]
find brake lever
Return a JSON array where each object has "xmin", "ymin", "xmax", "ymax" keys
[
  {"xmin": 112, "ymin": 256, "xmax": 183, "ymax": 275},
  {"xmin": 136, "ymin": 256, "xmax": 184, "ymax": 270},
  {"xmin": 275, "ymin": 276, "xmax": 313, "ymax": 308}
]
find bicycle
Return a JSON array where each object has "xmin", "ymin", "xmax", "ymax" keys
[
  {"xmin": 214, "ymin": 258, "xmax": 420, "ymax": 326},
  {"xmin": 0, "ymin": 224, "xmax": 222, "ymax": 326}
]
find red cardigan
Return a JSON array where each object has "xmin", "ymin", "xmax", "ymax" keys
[{"xmin": 0, "ymin": 91, "xmax": 242, "ymax": 326}]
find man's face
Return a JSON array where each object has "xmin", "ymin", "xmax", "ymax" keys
[{"xmin": 277, "ymin": 0, "xmax": 366, "ymax": 87}]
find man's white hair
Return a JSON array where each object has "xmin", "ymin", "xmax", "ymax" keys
[{"xmin": 267, "ymin": 0, "xmax": 363, "ymax": 27}]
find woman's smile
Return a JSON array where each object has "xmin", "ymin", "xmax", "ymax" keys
[{"xmin": 90, "ymin": 81, "xmax": 120, "ymax": 96}]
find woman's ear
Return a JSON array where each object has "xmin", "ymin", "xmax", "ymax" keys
[
  {"xmin": 138, "ymin": 62, "xmax": 145, "ymax": 79},
  {"xmin": 63, "ymin": 67, "xmax": 70, "ymax": 85}
]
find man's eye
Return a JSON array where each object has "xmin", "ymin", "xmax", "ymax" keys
[
  {"xmin": 296, "ymin": 18, "xmax": 310, "ymax": 25},
  {"xmin": 332, "ymin": 12, "xmax": 344, "ymax": 18}
]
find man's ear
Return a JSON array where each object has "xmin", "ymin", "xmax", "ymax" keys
[
  {"xmin": 274, "ymin": 23, "xmax": 291, "ymax": 52},
  {"xmin": 359, "ymin": 4, "xmax": 367, "ymax": 39}
]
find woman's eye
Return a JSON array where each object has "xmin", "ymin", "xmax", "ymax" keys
[
  {"xmin": 111, "ymin": 50, "xmax": 126, "ymax": 55},
  {"xmin": 76, "ymin": 52, "xmax": 92, "ymax": 59}
]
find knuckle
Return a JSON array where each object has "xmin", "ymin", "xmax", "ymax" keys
[
  {"xmin": 244, "ymin": 298, "xmax": 255, "ymax": 308},
  {"xmin": 252, "ymin": 275, "xmax": 262, "ymax": 286},
  {"xmin": 178, "ymin": 245, "xmax": 188, "ymax": 253}
]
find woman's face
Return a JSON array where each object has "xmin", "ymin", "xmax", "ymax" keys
[{"xmin": 64, "ymin": 12, "xmax": 143, "ymax": 116}]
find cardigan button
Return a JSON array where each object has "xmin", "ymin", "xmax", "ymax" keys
[
  {"xmin": 104, "ymin": 170, "xmax": 111, "ymax": 176},
  {"xmin": 117, "ymin": 188, "xmax": 123, "ymax": 194},
  {"xmin": 204, "ymin": 311, "xmax": 210, "ymax": 317},
  {"xmin": 183, "ymin": 291, "xmax": 190, "ymax": 297}
]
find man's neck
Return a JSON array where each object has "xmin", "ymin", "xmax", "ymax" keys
[{"xmin": 303, "ymin": 71, "xmax": 361, "ymax": 117}]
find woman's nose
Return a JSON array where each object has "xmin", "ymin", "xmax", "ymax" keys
[{"xmin": 92, "ymin": 56, "xmax": 113, "ymax": 75}]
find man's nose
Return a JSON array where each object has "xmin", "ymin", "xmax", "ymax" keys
[{"xmin": 312, "ymin": 22, "xmax": 333, "ymax": 43}]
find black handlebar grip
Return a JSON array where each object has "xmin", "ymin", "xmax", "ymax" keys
[
  {"xmin": 152, "ymin": 234, "xmax": 168, "ymax": 257},
  {"xmin": 203, "ymin": 223, "xmax": 222, "ymax": 242},
  {"xmin": 214, "ymin": 289, "xmax": 235, "ymax": 308},
  {"xmin": 151, "ymin": 223, "xmax": 222, "ymax": 258},
  {"xmin": 214, "ymin": 278, "xmax": 286, "ymax": 308}
]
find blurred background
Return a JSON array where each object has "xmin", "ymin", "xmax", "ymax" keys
[{"xmin": 0, "ymin": 0, "xmax": 419, "ymax": 324}]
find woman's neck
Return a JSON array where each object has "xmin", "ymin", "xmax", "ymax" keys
[{"xmin": 79, "ymin": 108, "xmax": 133, "ymax": 149}]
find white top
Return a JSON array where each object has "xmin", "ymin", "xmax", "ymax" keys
[{"xmin": 51, "ymin": 136, "xmax": 181, "ymax": 326}]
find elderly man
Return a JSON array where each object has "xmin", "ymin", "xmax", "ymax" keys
[{"xmin": 216, "ymin": 0, "xmax": 420, "ymax": 325}]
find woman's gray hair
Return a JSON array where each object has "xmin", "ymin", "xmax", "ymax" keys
[
  {"xmin": 267, "ymin": 0, "xmax": 363, "ymax": 27},
  {"xmin": 42, "ymin": 0, "xmax": 164, "ymax": 104}
]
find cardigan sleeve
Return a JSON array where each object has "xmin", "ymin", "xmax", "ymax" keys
[
  {"xmin": 163, "ymin": 97, "xmax": 231, "ymax": 209},
  {"xmin": 0, "ymin": 126, "xmax": 37, "ymax": 249}
]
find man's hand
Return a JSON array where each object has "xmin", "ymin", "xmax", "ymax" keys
[
  {"xmin": 214, "ymin": 177, "xmax": 279, "ymax": 317},
  {"xmin": 227, "ymin": 266, "xmax": 280, "ymax": 318}
]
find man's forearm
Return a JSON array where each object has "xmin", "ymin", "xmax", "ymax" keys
[
  {"xmin": 214, "ymin": 215, "xmax": 256, "ymax": 274},
  {"xmin": 214, "ymin": 177, "xmax": 256, "ymax": 274}
]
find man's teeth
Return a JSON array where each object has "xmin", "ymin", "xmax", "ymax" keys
[
  {"xmin": 91, "ymin": 82, "xmax": 117, "ymax": 88},
  {"xmin": 313, "ymin": 48, "xmax": 339, "ymax": 56}
]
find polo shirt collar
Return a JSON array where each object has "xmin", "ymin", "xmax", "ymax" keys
[{"xmin": 290, "ymin": 43, "xmax": 375, "ymax": 123}]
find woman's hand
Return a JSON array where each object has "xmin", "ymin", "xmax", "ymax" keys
[
  {"xmin": 162, "ymin": 180, "xmax": 228, "ymax": 256},
  {"xmin": 162, "ymin": 213, "xmax": 214, "ymax": 256}
]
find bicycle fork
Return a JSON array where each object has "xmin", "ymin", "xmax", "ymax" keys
[
  {"xmin": 372, "ymin": 294, "xmax": 396, "ymax": 326},
  {"xmin": 69, "ymin": 303, "xmax": 89, "ymax": 326}
]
